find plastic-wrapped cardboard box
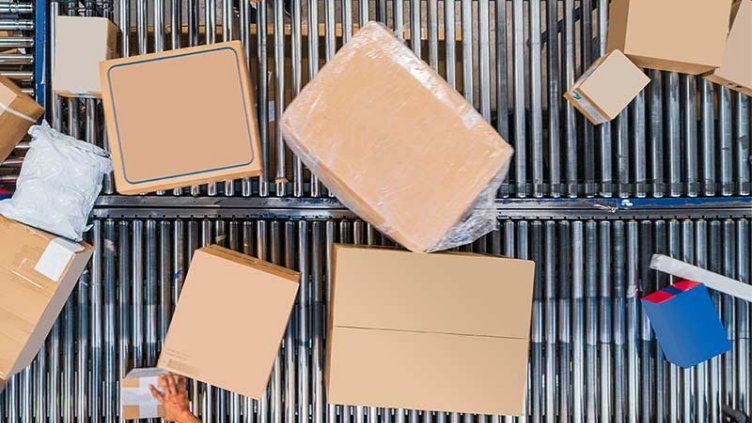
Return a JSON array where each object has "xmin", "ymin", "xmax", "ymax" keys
[
  {"xmin": 705, "ymin": 0, "xmax": 752, "ymax": 96},
  {"xmin": 0, "ymin": 76, "xmax": 43, "ymax": 162},
  {"xmin": 53, "ymin": 16, "xmax": 119, "ymax": 97},
  {"xmin": 642, "ymin": 281, "xmax": 730, "ymax": 368},
  {"xmin": 607, "ymin": 0, "xmax": 733, "ymax": 75},
  {"xmin": 281, "ymin": 23, "xmax": 513, "ymax": 253},
  {"xmin": 121, "ymin": 368, "xmax": 167, "ymax": 420},
  {"xmin": 0, "ymin": 216, "xmax": 93, "ymax": 390},
  {"xmin": 326, "ymin": 245, "xmax": 535, "ymax": 415},
  {"xmin": 100, "ymin": 41, "xmax": 262, "ymax": 194},
  {"xmin": 564, "ymin": 50, "xmax": 650, "ymax": 125},
  {"xmin": 158, "ymin": 245, "xmax": 298, "ymax": 398}
]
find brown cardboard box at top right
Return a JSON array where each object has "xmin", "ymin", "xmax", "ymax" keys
[
  {"xmin": 607, "ymin": 0, "xmax": 733, "ymax": 75},
  {"xmin": 705, "ymin": 0, "xmax": 752, "ymax": 96}
]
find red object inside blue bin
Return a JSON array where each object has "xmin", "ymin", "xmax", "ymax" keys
[{"xmin": 643, "ymin": 280, "xmax": 700, "ymax": 303}]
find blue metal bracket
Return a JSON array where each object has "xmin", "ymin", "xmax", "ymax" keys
[{"xmin": 34, "ymin": 0, "xmax": 49, "ymax": 112}]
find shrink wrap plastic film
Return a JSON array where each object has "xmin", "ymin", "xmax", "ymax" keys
[
  {"xmin": 0, "ymin": 122, "xmax": 112, "ymax": 241},
  {"xmin": 281, "ymin": 22, "xmax": 513, "ymax": 253}
]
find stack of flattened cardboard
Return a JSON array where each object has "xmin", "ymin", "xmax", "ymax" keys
[{"xmin": 327, "ymin": 245, "xmax": 535, "ymax": 416}]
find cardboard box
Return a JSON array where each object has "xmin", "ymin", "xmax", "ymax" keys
[
  {"xmin": 0, "ymin": 76, "xmax": 44, "ymax": 162},
  {"xmin": 281, "ymin": 23, "xmax": 513, "ymax": 253},
  {"xmin": 642, "ymin": 281, "xmax": 731, "ymax": 368},
  {"xmin": 0, "ymin": 216, "xmax": 93, "ymax": 390},
  {"xmin": 53, "ymin": 16, "xmax": 119, "ymax": 97},
  {"xmin": 100, "ymin": 41, "xmax": 262, "ymax": 195},
  {"xmin": 705, "ymin": 0, "xmax": 752, "ymax": 96},
  {"xmin": 158, "ymin": 245, "xmax": 298, "ymax": 398},
  {"xmin": 326, "ymin": 245, "xmax": 535, "ymax": 415},
  {"xmin": 607, "ymin": 0, "xmax": 733, "ymax": 75},
  {"xmin": 564, "ymin": 50, "xmax": 650, "ymax": 125},
  {"xmin": 121, "ymin": 368, "xmax": 167, "ymax": 420}
]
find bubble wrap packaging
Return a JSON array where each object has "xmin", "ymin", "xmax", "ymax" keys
[
  {"xmin": 0, "ymin": 122, "xmax": 112, "ymax": 241},
  {"xmin": 281, "ymin": 22, "xmax": 513, "ymax": 253}
]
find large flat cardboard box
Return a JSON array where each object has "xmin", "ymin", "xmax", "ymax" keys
[
  {"xmin": 705, "ymin": 0, "xmax": 752, "ymax": 96},
  {"xmin": 54, "ymin": 16, "xmax": 119, "ymax": 97},
  {"xmin": 158, "ymin": 245, "xmax": 298, "ymax": 398},
  {"xmin": 121, "ymin": 368, "xmax": 167, "ymax": 420},
  {"xmin": 100, "ymin": 41, "xmax": 263, "ymax": 195},
  {"xmin": 0, "ymin": 216, "xmax": 93, "ymax": 390},
  {"xmin": 326, "ymin": 245, "xmax": 535, "ymax": 416},
  {"xmin": 0, "ymin": 76, "xmax": 44, "ymax": 162},
  {"xmin": 564, "ymin": 50, "xmax": 650, "ymax": 125},
  {"xmin": 281, "ymin": 22, "xmax": 513, "ymax": 253},
  {"xmin": 607, "ymin": 0, "xmax": 733, "ymax": 75}
]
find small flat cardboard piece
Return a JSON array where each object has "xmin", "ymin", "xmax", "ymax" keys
[
  {"xmin": 326, "ymin": 245, "xmax": 535, "ymax": 416},
  {"xmin": 607, "ymin": 0, "xmax": 733, "ymax": 75},
  {"xmin": 100, "ymin": 41, "xmax": 262, "ymax": 195},
  {"xmin": 564, "ymin": 50, "xmax": 650, "ymax": 125},
  {"xmin": 158, "ymin": 245, "xmax": 299, "ymax": 399},
  {"xmin": 0, "ymin": 216, "xmax": 93, "ymax": 391},
  {"xmin": 121, "ymin": 368, "xmax": 167, "ymax": 420},
  {"xmin": 0, "ymin": 76, "xmax": 44, "ymax": 162},
  {"xmin": 53, "ymin": 16, "xmax": 119, "ymax": 97},
  {"xmin": 705, "ymin": 0, "xmax": 752, "ymax": 96}
]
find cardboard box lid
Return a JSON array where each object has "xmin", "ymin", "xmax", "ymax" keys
[
  {"xmin": 158, "ymin": 245, "xmax": 299, "ymax": 399},
  {"xmin": 53, "ymin": 16, "xmax": 118, "ymax": 96},
  {"xmin": 281, "ymin": 22, "xmax": 513, "ymax": 253},
  {"xmin": 327, "ymin": 326, "xmax": 530, "ymax": 415},
  {"xmin": 100, "ymin": 41, "xmax": 262, "ymax": 194},
  {"xmin": 575, "ymin": 50, "xmax": 650, "ymax": 119},
  {"xmin": 608, "ymin": 0, "xmax": 733, "ymax": 73},
  {"xmin": 0, "ymin": 216, "xmax": 93, "ymax": 378},
  {"xmin": 708, "ymin": 0, "xmax": 752, "ymax": 91},
  {"xmin": 331, "ymin": 245, "xmax": 535, "ymax": 339}
]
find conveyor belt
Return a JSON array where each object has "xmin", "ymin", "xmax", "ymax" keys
[{"xmin": 0, "ymin": 1, "xmax": 750, "ymax": 422}]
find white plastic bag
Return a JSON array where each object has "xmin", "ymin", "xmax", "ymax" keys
[{"xmin": 0, "ymin": 122, "xmax": 112, "ymax": 241}]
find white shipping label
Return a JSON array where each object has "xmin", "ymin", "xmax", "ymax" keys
[
  {"xmin": 34, "ymin": 238, "xmax": 83, "ymax": 282},
  {"xmin": 138, "ymin": 405, "xmax": 161, "ymax": 418}
]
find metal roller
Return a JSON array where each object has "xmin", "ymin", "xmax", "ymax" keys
[{"xmin": 3, "ymin": 2, "xmax": 750, "ymax": 423}]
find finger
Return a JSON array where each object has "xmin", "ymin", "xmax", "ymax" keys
[
  {"xmin": 158, "ymin": 374, "xmax": 169, "ymax": 390},
  {"xmin": 175, "ymin": 376, "xmax": 187, "ymax": 393},
  {"xmin": 149, "ymin": 385, "xmax": 165, "ymax": 402},
  {"xmin": 166, "ymin": 373, "xmax": 177, "ymax": 395}
]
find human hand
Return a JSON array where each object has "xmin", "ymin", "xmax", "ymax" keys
[{"xmin": 150, "ymin": 373, "xmax": 193, "ymax": 423}]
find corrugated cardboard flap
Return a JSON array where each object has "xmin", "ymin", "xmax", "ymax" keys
[{"xmin": 330, "ymin": 244, "xmax": 535, "ymax": 340}]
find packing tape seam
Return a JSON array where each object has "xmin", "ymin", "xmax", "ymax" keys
[
  {"xmin": 10, "ymin": 268, "xmax": 44, "ymax": 290},
  {"xmin": 334, "ymin": 325, "xmax": 529, "ymax": 341},
  {"xmin": 0, "ymin": 100, "xmax": 36, "ymax": 123}
]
